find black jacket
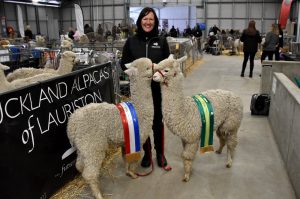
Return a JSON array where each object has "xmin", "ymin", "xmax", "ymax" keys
[
  {"xmin": 121, "ymin": 34, "xmax": 170, "ymax": 70},
  {"xmin": 240, "ymin": 30, "xmax": 262, "ymax": 53}
]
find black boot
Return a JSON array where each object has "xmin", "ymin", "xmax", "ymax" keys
[
  {"xmin": 249, "ymin": 64, "xmax": 254, "ymax": 78},
  {"xmin": 141, "ymin": 137, "xmax": 152, "ymax": 168},
  {"xmin": 241, "ymin": 62, "xmax": 246, "ymax": 77},
  {"xmin": 156, "ymin": 153, "xmax": 168, "ymax": 167}
]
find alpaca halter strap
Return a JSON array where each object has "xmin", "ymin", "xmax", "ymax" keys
[{"xmin": 156, "ymin": 69, "xmax": 177, "ymax": 87}]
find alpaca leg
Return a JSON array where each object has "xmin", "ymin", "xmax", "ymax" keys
[
  {"xmin": 226, "ymin": 132, "xmax": 238, "ymax": 168},
  {"xmin": 121, "ymin": 147, "xmax": 138, "ymax": 178},
  {"xmin": 183, "ymin": 159, "xmax": 193, "ymax": 182},
  {"xmin": 181, "ymin": 142, "xmax": 198, "ymax": 182},
  {"xmin": 126, "ymin": 162, "xmax": 138, "ymax": 179},
  {"xmin": 82, "ymin": 155, "xmax": 105, "ymax": 199},
  {"xmin": 215, "ymin": 129, "xmax": 226, "ymax": 154}
]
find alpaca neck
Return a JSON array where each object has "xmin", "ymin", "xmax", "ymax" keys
[
  {"xmin": 56, "ymin": 59, "xmax": 73, "ymax": 75},
  {"xmin": 161, "ymin": 75, "xmax": 187, "ymax": 136},
  {"xmin": 130, "ymin": 77, "xmax": 153, "ymax": 112}
]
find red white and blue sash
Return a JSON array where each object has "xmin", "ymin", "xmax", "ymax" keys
[{"xmin": 116, "ymin": 102, "xmax": 141, "ymax": 163}]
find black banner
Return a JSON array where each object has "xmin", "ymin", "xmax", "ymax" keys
[{"xmin": 0, "ymin": 63, "xmax": 114, "ymax": 199}]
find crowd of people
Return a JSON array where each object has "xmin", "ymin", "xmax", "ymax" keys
[{"xmin": 2, "ymin": 11, "xmax": 285, "ymax": 80}]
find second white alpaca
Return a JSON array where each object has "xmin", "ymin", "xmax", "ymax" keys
[
  {"xmin": 6, "ymin": 51, "xmax": 77, "ymax": 82},
  {"xmin": 153, "ymin": 56, "xmax": 243, "ymax": 181},
  {"xmin": 0, "ymin": 63, "xmax": 58, "ymax": 93}
]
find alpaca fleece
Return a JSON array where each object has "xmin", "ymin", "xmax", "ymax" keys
[
  {"xmin": 6, "ymin": 51, "xmax": 77, "ymax": 82},
  {"xmin": 67, "ymin": 57, "xmax": 155, "ymax": 199},
  {"xmin": 153, "ymin": 56, "xmax": 243, "ymax": 181}
]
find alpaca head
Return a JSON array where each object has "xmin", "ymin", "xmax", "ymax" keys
[
  {"xmin": 79, "ymin": 34, "xmax": 89, "ymax": 43},
  {"xmin": 124, "ymin": 57, "xmax": 153, "ymax": 80},
  {"xmin": 152, "ymin": 55, "xmax": 187, "ymax": 84},
  {"xmin": 0, "ymin": 63, "xmax": 10, "ymax": 73},
  {"xmin": 62, "ymin": 51, "xmax": 79, "ymax": 64},
  {"xmin": 61, "ymin": 40, "xmax": 73, "ymax": 50}
]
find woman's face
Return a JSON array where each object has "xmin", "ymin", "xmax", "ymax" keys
[{"xmin": 141, "ymin": 12, "xmax": 155, "ymax": 33}]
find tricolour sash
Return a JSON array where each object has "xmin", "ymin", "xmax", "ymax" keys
[
  {"xmin": 116, "ymin": 102, "xmax": 141, "ymax": 163},
  {"xmin": 192, "ymin": 94, "xmax": 214, "ymax": 153}
]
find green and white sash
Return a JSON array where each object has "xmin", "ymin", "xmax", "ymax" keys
[{"xmin": 192, "ymin": 94, "xmax": 214, "ymax": 153}]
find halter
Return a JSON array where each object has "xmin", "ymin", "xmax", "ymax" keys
[{"xmin": 155, "ymin": 68, "xmax": 177, "ymax": 87}]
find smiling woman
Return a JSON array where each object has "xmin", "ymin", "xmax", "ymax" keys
[{"xmin": 121, "ymin": 7, "xmax": 171, "ymax": 169}]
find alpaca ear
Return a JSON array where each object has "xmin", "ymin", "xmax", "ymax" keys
[
  {"xmin": 168, "ymin": 54, "xmax": 174, "ymax": 59},
  {"xmin": 0, "ymin": 64, "xmax": 10, "ymax": 70},
  {"xmin": 124, "ymin": 67, "xmax": 138, "ymax": 77},
  {"xmin": 125, "ymin": 62, "xmax": 131, "ymax": 69},
  {"xmin": 177, "ymin": 55, "xmax": 187, "ymax": 63}
]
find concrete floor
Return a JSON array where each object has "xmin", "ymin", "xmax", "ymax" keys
[{"xmin": 76, "ymin": 54, "xmax": 296, "ymax": 199}]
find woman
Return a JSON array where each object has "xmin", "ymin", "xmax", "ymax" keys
[
  {"xmin": 275, "ymin": 23, "xmax": 283, "ymax": 61},
  {"xmin": 261, "ymin": 24, "xmax": 279, "ymax": 63},
  {"xmin": 121, "ymin": 7, "xmax": 170, "ymax": 168},
  {"xmin": 240, "ymin": 20, "xmax": 262, "ymax": 78}
]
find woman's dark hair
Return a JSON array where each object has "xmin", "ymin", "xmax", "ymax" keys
[
  {"xmin": 246, "ymin": 20, "xmax": 257, "ymax": 35},
  {"xmin": 136, "ymin": 7, "xmax": 159, "ymax": 37}
]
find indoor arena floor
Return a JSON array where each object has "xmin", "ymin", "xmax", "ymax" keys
[{"xmin": 73, "ymin": 53, "xmax": 296, "ymax": 199}]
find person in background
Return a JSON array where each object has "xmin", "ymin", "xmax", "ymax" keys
[
  {"xmin": 240, "ymin": 20, "xmax": 262, "ymax": 78},
  {"xmin": 24, "ymin": 25, "xmax": 33, "ymax": 40},
  {"xmin": 204, "ymin": 32, "xmax": 217, "ymax": 53},
  {"xmin": 183, "ymin": 25, "xmax": 192, "ymax": 37},
  {"xmin": 192, "ymin": 24, "xmax": 202, "ymax": 53},
  {"xmin": 112, "ymin": 25, "xmax": 117, "ymax": 40},
  {"xmin": 84, "ymin": 24, "xmax": 94, "ymax": 34},
  {"xmin": 176, "ymin": 27, "xmax": 180, "ymax": 37},
  {"xmin": 275, "ymin": 23, "xmax": 283, "ymax": 61},
  {"xmin": 209, "ymin": 24, "xmax": 220, "ymax": 35},
  {"xmin": 68, "ymin": 27, "xmax": 75, "ymax": 40},
  {"xmin": 73, "ymin": 28, "xmax": 81, "ymax": 41},
  {"xmin": 169, "ymin": 25, "xmax": 177, "ymax": 37},
  {"xmin": 121, "ymin": 7, "xmax": 170, "ymax": 168},
  {"xmin": 97, "ymin": 24, "xmax": 104, "ymax": 36},
  {"xmin": 261, "ymin": 24, "xmax": 279, "ymax": 63},
  {"xmin": 6, "ymin": 25, "xmax": 15, "ymax": 38}
]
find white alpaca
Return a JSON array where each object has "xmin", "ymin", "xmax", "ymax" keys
[
  {"xmin": 61, "ymin": 36, "xmax": 74, "ymax": 50},
  {"xmin": 67, "ymin": 57, "xmax": 155, "ymax": 199},
  {"xmin": 0, "ymin": 63, "xmax": 58, "ymax": 93},
  {"xmin": 153, "ymin": 56, "xmax": 243, "ymax": 181},
  {"xmin": 79, "ymin": 34, "xmax": 89, "ymax": 43},
  {"xmin": 6, "ymin": 51, "xmax": 77, "ymax": 82},
  {"xmin": 36, "ymin": 35, "xmax": 46, "ymax": 47}
]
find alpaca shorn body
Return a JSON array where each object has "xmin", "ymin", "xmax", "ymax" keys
[
  {"xmin": 153, "ymin": 56, "xmax": 243, "ymax": 181},
  {"xmin": 6, "ymin": 51, "xmax": 77, "ymax": 82},
  {"xmin": 67, "ymin": 58, "xmax": 154, "ymax": 199},
  {"xmin": 0, "ymin": 63, "xmax": 59, "ymax": 93}
]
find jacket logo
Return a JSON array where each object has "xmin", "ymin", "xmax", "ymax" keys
[{"xmin": 151, "ymin": 42, "xmax": 161, "ymax": 49}]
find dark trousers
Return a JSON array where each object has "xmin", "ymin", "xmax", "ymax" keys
[
  {"xmin": 241, "ymin": 51, "xmax": 256, "ymax": 76},
  {"xmin": 261, "ymin": 50, "xmax": 274, "ymax": 62},
  {"xmin": 275, "ymin": 46, "xmax": 281, "ymax": 61},
  {"xmin": 142, "ymin": 80, "xmax": 164, "ymax": 155}
]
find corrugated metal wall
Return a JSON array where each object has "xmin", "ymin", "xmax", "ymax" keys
[
  {"xmin": 204, "ymin": 0, "xmax": 281, "ymax": 35},
  {"xmin": 0, "ymin": 0, "xmax": 293, "ymax": 39}
]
